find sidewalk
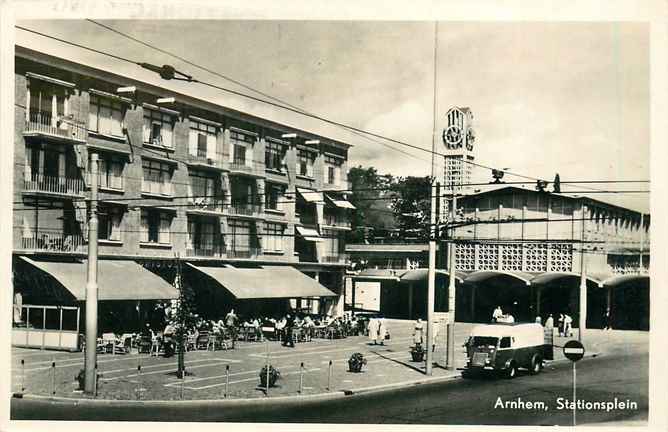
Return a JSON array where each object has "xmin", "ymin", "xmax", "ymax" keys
[{"xmin": 11, "ymin": 322, "xmax": 647, "ymax": 402}]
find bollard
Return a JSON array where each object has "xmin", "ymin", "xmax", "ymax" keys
[
  {"xmin": 327, "ymin": 360, "xmax": 332, "ymax": 391},
  {"xmin": 21, "ymin": 359, "xmax": 25, "ymax": 393},
  {"xmin": 51, "ymin": 360, "xmax": 56, "ymax": 396},
  {"xmin": 180, "ymin": 368, "xmax": 185, "ymax": 400},
  {"xmin": 299, "ymin": 362, "xmax": 304, "ymax": 394},
  {"xmin": 224, "ymin": 364, "xmax": 230, "ymax": 398},
  {"xmin": 94, "ymin": 362, "xmax": 98, "ymax": 397},
  {"xmin": 136, "ymin": 363, "xmax": 142, "ymax": 400}
]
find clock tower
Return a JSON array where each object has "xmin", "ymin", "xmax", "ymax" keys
[{"xmin": 442, "ymin": 107, "xmax": 476, "ymax": 195}]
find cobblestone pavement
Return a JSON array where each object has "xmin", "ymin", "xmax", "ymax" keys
[{"xmin": 11, "ymin": 320, "xmax": 646, "ymax": 401}]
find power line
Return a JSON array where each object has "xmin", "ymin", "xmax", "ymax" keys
[{"xmin": 16, "ymin": 24, "xmax": 636, "ymax": 192}]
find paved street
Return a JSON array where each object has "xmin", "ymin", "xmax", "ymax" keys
[{"xmin": 11, "ymin": 323, "xmax": 648, "ymax": 425}]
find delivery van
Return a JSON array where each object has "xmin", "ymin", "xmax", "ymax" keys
[{"xmin": 464, "ymin": 323, "xmax": 554, "ymax": 378}]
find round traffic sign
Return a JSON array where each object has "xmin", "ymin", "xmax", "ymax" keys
[{"xmin": 563, "ymin": 340, "xmax": 585, "ymax": 362}]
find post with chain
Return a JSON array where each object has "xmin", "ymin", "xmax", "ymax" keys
[{"xmin": 224, "ymin": 364, "xmax": 230, "ymax": 398}]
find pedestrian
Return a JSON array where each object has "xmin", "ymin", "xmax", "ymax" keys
[
  {"xmin": 564, "ymin": 313, "xmax": 573, "ymax": 337},
  {"xmin": 603, "ymin": 308, "xmax": 612, "ymax": 330},
  {"xmin": 558, "ymin": 313, "xmax": 565, "ymax": 336},
  {"xmin": 492, "ymin": 306, "xmax": 503, "ymax": 323},
  {"xmin": 378, "ymin": 317, "xmax": 388, "ymax": 346},
  {"xmin": 545, "ymin": 314, "xmax": 554, "ymax": 330},
  {"xmin": 368, "ymin": 317, "xmax": 379, "ymax": 345},
  {"xmin": 432, "ymin": 321, "xmax": 440, "ymax": 353},
  {"xmin": 535, "ymin": 316, "xmax": 542, "ymax": 325},
  {"xmin": 282, "ymin": 314, "xmax": 295, "ymax": 348},
  {"xmin": 413, "ymin": 318, "xmax": 424, "ymax": 346}
]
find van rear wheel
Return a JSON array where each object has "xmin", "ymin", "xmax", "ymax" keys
[{"xmin": 529, "ymin": 355, "xmax": 543, "ymax": 375}]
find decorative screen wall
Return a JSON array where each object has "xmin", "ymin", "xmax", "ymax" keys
[{"xmin": 453, "ymin": 242, "xmax": 572, "ymax": 273}]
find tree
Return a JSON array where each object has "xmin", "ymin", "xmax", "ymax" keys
[
  {"xmin": 346, "ymin": 166, "xmax": 396, "ymax": 242},
  {"xmin": 389, "ymin": 176, "xmax": 433, "ymax": 239}
]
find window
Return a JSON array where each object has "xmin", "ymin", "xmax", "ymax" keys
[
  {"xmin": 265, "ymin": 141, "xmax": 286, "ymax": 171},
  {"xmin": 499, "ymin": 337, "xmax": 512, "ymax": 349},
  {"xmin": 98, "ymin": 154, "xmax": 124, "ymax": 190},
  {"xmin": 187, "ymin": 218, "xmax": 217, "ymax": 251},
  {"xmin": 143, "ymin": 109, "xmax": 174, "ymax": 148},
  {"xmin": 263, "ymin": 222, "xmax": 285, "ymax": 252},
  {"xmin": 297, "ymin": 149, "xmax": 315, "ymax": 177},
  {"xmin": 98, "ymin": 204, "xmax": 123, "ymax": 241},
  {"xmin": 28, "ymin": 81, "xmax": 66, "ymax": 125},
  {"xmin": 228, "ymin": 219, "xmax": 251, "ymax": 253},
  {"xmin": 89, "ymin": 94, "xmax": 124, "ymax": 137},
  {"xmin": 322, "ymin": 228, "xmax": 341, "ymax": 257},
  {"xmin": 189, "ymin": 119, "xmax": 217, "ymax": 159},
  {"xmin": 324, "ymin": 155, "xmax": 342, "ymax": 185},
  {"xmin": 265, "ymin": 184, "xmax": 284, "ymax": 211},
  {"xmin": 140, "ymin": 209, "xmax": 172, "ymax": 244},
  {"xmin": 230, "ymin": 130, "xmax": 254, "ymax": 165},
  {"xmin": 188, "ymin": 170, "xmax": 217, "ymax": 206},
  {"xmin": 142, "ymin": 159, "xmax": 174, "ymax": 196}
]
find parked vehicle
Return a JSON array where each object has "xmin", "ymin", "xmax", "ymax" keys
[{"xmin": 464, "ymin": 323, "xmax": 553, "ymax": 378}]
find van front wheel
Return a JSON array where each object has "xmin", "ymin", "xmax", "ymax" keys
[
  {"xmin": 529, "ymin": 355, "xmax": 543, "ymax": 375},
  {"xmin": 505, "ymin": 362, "xmax": 517, "ymax": 379}
]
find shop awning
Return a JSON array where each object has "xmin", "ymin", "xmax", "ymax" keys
[
  {"xmin": 20, "ymin": 257, "xmax": 179, "ymax": 300},
  {"xmin": 297, "ymin": 187, "xmax": 324, "ymax": 203},
  {"xmin": 186, "ymin": 264, "xmax": 337, "ymax": 299},
  {"xmin": 295, "ymin": 225, "xmax": 323, "ymax": 242},
  {"xmin": 326, "ymin": 194, "xmax": 356, "ymax": 209}
]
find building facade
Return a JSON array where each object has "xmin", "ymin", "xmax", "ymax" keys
[
  {"xmin": 12, "ymin": 46, "xmax": 354, "ymax": 348},
  {"xmin": 346, "ymin": 186, "xmax": 650, "ymax": 330}
]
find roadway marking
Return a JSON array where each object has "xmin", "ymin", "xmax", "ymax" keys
[
  {"xmin": 183, "ymin": 368, "xmax": 322, "ymax": 390},
  {"xmin": 100, "ymin": 359, "xmax": 241, "ymax": 381}
]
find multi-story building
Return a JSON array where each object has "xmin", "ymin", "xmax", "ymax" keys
[{"xmin": 11, "ymin": 46, "xmax": 354, "ymax": 350}]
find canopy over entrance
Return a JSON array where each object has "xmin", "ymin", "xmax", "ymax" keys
[
  {"xmin": 399, "ymin": 268, "xmax": 465, "ymax": 283},
  {"xmin": 602, "ymin": 274, "xmax": 650, "ymax": 287},
  {"xmin": 530, "ymin": 271, "xmax": 605, "ymax": 287},
  {"xmin": 186, "ymin": 264, "xmax": 337, "ymax": 299},
  {"xmin": 465, "ymin": 270, "xmax": 533, "ymax": 286},
  {"xmin": 20, "ymin": 257, "xmax": 179, "ymax": 300}
]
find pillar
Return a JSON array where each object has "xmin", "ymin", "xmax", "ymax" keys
[
  {"xmin": 536, "ymin": 286, "xmax": 541, "ymax": 318},
  {"xmin": 470, "ymin": 284, "xmax": 476, "ymax": 321},
  {"xmin": 408, "ymin": 282, "xmax": 413, "ymax": 320},
  {"xmin": 312, "ymin": 272, "xmax": 320, "ymax": 314}
]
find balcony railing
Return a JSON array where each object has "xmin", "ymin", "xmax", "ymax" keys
[
  {"xmin": 324, "ymin": 215, "xmax": 352, "ymax": 228},
  {"xmin": 229, "ymin": 160, "xmax": 254, "ymax": 173},
  {"xmin": 141, "ymin": 180, "xmax": 174, "ymax": 197},
  {"xmin": 228, "ymin": 202, "xmax": 262, "ymax": 217},
  {"xmin": 226, "ymin": 247, "xmax": 261, "ymax": 259},
  {"xmin": 24, "ymin": 112, "xmax": 87, "ymax": 142},
  {"xmin": 321, "ymin": 254, "xmax": 349, "ymax": 264},
  {"xmin": 24, "ymin": 174, "xmax": 85, "ymax": 196},
  {"xmin": 20, "ymin": 232, "xmax": 85, "ymax": 253},
  {"xmin": 188, "ymin": 197, "xmax": 225, "ymax": 213},
  {"xmin": 186, "ymin": 243, "xmax": 224, "ymax": 258}
]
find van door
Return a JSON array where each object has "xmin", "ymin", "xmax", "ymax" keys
[{"xmin": 494, "ymin": 336, "xmax": 515, "ymax": 369}]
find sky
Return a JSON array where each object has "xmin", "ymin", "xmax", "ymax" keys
[{"xmin": 15, "ymin": 20, "xmax": 650, "ymax": 212}]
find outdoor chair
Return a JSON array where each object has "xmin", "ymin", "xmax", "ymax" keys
[
  {"xmin": 186, "ymin": 334, "xmax": 197, "ymax": 352},
  {"xmin": 102, "ymin": 333, "xmax": 128, "ymax": 354},
  {"xmin": 150, "ymin": 336, "xmax": 161, "ymax": 356},
  {"xmin": 138, "ymin": 335, "xmax": 152, "ymax": 354},
  {"xmin": 196, "ymin": 332, "xmax": 210, "ymax": 350}
]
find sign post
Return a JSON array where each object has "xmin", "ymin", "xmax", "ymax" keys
[
  {"xmin": 563, "ymin": 340, "xmax": 585, "ymax": 427},
  {"xmin": 262, "ymin": 325, "xmax": 275, "ymax": 396}
]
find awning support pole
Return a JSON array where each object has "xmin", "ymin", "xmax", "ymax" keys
[{"xmin": 84, "ymin": 153, "xmax": 99, "ymax": 395}]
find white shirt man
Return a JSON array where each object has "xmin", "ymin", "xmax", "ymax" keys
[{"xmin": 492, "ymin": 306, "xmax": 503, "ymax": 322}]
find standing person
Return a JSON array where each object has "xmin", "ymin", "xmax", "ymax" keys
[
  {"xmin": 378, "ymin": 317, "xmax": 388, "ymax": 346},
  {"xmin": 492, "ymin": 306, "xmax": 503, "ymax": 323},
  {"xmin": 225, "ymin": 309, "xmax": 238, "ymax": 348},
  {"xmin": 368, "ymin": 317, "xmax": 380, "ymax": 345},
  {"xmin": 603, "ymin": 308, "xmax": 612, "ymax": 330},
  {"xmin": 413, "ymin": 318, "xmax": 424, "ymax": 346},
  {"xmin": 564, "ymin": 313, "xmax": 573, "ymax": 337},
  {"xmin": 545, "ymin": 314, "xmax": 554, "ymax": 330},
  {"xmin": 282, "ymin": 314, "xmax": 295, "ymax": 348},
  {"xmin": 432, "ymin": 320, "xmax": 440, "ymax": 353},
  {"xmin": 558, "ymin": 313, "xmax": 565, "ymax": 336}
]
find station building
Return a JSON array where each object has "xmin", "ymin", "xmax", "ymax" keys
[{"xmin": 11, "ymin": 46, "xmax": 354, "ymax": 350}]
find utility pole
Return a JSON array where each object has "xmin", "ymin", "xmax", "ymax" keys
[
  {"xmin": 84, "ymin": 153, "xmax": 99, "ymax": 395},
  {"xmin": 425, "ymin": 21, "xmax": 439, "ymax": 376},
  {"xmin": 578, "ymin": 205, "xmax": 587, "ymax": 343},
  {"xmin": 446, "ymin": 192, "xmax": 457, "ymax": 370}
]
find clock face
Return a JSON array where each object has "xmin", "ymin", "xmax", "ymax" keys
[
  {"xmin": 443, "ymin": 125, "xmax": 462, "ymax": 148},
  {"xmin": 466, "ymin": 128, "xmax": 476, "ymax": 150}
]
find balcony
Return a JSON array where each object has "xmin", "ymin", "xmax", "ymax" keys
[
  {"xmin": 321, "ymin": 254, "xmax": 349, "ymax": 264},
  {"xmin": 226, "ymin": 247, "xmax": 261, "ymax": 259},
  {"xmin": 23, "ymin": 174, "xmax": 85, "ymax": 197},
  {"xmin": 323, "ymin": 214, "xmax": 352, "ymax": 229},
  {"xmin": 141, "ymin": 180, "xmax": 174, "ymax": 197},
  {"xmin": 229, "ymin": 160, "xmax": 264, "ymax": 177},
  {"xmin": 227, "ymin": 202, "xmax": 262, "ymax": 218},
  {"xmin": 24, "ymin": 112, "xmax": 87, "ymax": 143},
  {"xmin": 20, "ymin": 231, "xmax": 85, "ymax": 253}
]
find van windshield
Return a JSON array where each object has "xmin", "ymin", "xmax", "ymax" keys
[{"xmin": 471, "ymin": 336, "xmax": 498, "ymax": 348}]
